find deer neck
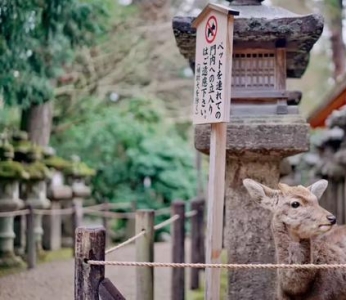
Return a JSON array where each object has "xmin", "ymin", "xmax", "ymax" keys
[{"xmin": 272, "ymin": 222, "xmax": 313, "ymax": 264}]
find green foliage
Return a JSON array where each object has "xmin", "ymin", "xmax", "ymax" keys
[
  {"xmin": 0, "ymin": 0, "xmax": 112, "ymax": 108},
  {"xmin": 51, "ymin": 98, "xmax": 197, "ymax": 209}
]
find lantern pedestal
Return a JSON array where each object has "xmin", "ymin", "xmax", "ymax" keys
[{"xmin": 196, "ymin": 114, "xmax": 309, "ymax": 299}]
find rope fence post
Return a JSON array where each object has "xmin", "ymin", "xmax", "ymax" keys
[
  {"xmin": 102, "ymin": 200, "xmax": 110, "ymax": 247},
  {"xmin": 74, "ymin": 226, "xmax": 105, "ymax": 300},
  {"xmin": 190, "ymin": 198, "xmax": 204, "ymax": 290},
  {"xmin": 135, "ymin": 209, "xmax": 154, "ymax": 300},
  {"xmin": 26, "ymin": 205, "xmax": 36, "ymax": 269},
  {"xmin": 171, "ymin": 201, "xmax": 185, "ymax": 300}
]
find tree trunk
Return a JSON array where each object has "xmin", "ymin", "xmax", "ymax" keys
[
  {"xmin": 326, "ymin": 0, "xmax": 346, "ymax": 80},
  {"xmin": 20, "ymin": 101, "xmax": 53, "ymax": 146}
]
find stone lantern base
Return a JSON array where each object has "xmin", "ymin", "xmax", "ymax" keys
[{"xmin": 195, "ymin": 115, "xmax": 309, "ymax": 299}]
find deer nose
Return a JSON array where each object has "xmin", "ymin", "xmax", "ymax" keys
[{"xmin": 327, "ymin": 215, "xmax": 337, "ymax": 225}]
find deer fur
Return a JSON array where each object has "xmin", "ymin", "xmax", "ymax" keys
[{"xmin": 243, "ymin": 178, "xmax": 346, "ymax": 300}]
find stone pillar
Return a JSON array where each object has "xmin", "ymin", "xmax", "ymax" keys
[
  {"xmin": 0, "ymin": 180, "xmax": 25, "ymax": 267},
  {"xmin": 43, "ymin": 170, "xmax": 72, "ymax": 250},
  {"xmin": 23, "ymin": 180, "xmax": 50, "ymax": 253},
  {"xmin": 195, "ymin": 115, "xmax": 309, "ymax": 299}
]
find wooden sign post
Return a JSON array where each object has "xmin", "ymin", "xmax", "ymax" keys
[{"xmin": 191, "ymin": 4, "xmax": 239, "ymax": 300}]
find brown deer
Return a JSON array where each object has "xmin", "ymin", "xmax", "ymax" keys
[{"xmin": 243, "ymin": 178, "xmax": 346, "ymax": 300}]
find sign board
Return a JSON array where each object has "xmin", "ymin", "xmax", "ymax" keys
[
  {"xmin": 191, "ymin": 4, "xmax": 238, "ymax": 300},
  {"xmin": 193, "ymin": 10, "xmax": 234, "ymax": 125}
]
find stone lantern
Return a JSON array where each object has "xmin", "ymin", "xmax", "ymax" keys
[
  {"xmin": 11, "ymin": 132, "xmax": 51, "ymax": 255},
  {"xmin": 61, "ymin": 155, "xmax": 94, "ymax": 247},
  {"xmin": 173, "ymin": 0, "xmax": 323, "ymax": 298},
  {"xmin": 0, "ymin": 135, "xmax": 28, "ymax": 267},
  {"xmin": 42, "ymin": 147, "xmax": 72, "ymax": 251}
]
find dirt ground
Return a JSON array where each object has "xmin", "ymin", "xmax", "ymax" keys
[{"xmin": 0, "ymin": 241, "xmax": 192, "ymax": 300}]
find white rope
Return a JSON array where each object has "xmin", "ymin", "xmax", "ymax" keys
[
  {"xmin": 154, "ymin": 215, "xmax": 179, "ymax": 231},
  {"xmin": 87, "ymin": 261, "xmax": 346, "ymax": 270},
  {"xmin": 84, "ymin": 209, "xmax": 135, "ymax": 219},
  {"xmin": 185, "ymin": 210, "xmax": 197, "ymax": 218},
  {"xmin": 0, "ymin": 209, "xmax": 30, "ymax": 217},
  {"xmin": 33, "ymin": 207, "xmax": 75, "ymax": 216},
  {"xmin": 105, "ymin": 231, "xmax": 146, "ymax": 255}
]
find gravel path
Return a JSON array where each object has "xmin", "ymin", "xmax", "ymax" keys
[{"xmin": 0, "ymin": 241, "xmax": 191, "ymax": 300}]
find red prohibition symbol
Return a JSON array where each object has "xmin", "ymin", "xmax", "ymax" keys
[{"xmin": 205, "ymin": 16, "xmax": 218, "ymax": 44}]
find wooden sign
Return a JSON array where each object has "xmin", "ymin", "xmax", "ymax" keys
[
  {"xmin": 192, "ymin": 4, "xmax": 239, "ymax": 300},
  {"xmin": 192, "ymin": 4, "xmax": 238, "ymax": 125}
]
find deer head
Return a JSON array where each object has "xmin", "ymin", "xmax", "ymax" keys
[{"xmin": 243, "ymin": 179, "xmax": 336, "ymax": 240}]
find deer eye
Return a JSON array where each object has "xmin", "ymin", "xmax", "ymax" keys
[{"xmin": 291, "ymin": 201, "xmax": 300, "ymax": 208}]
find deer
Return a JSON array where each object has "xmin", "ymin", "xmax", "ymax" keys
[{"xmin": 243, "ymin": 178, "xmax": 346, "ymax": 300}]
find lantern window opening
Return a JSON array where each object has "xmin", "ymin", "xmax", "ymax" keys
[{"xmin": 232, "ymin": 50, "xmax": 277, "ymax": 90}]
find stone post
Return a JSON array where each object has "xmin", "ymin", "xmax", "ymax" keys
[
  {"xmin": 195, "ymin": 115, "xmax": 309, "ymax": 299},
  {"xmin": 43, "ymin": 170, "xmax": 72, "ymax": 250},
  {"xmin": 0, "ymin": 180, "xmax": 25, "ymax": 267}
]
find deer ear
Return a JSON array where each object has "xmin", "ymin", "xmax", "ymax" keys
[
  {"xmin": 243, "ymin": 178, "xmax": 276, "ymax": 211},
  {"xmin": 307, "ymin": 179, "xmax": 328, "ymax": 199}
]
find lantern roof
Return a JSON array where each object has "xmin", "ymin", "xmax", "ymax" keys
[
  {"xmin": 191, "ymin": 3, "xmax": 239, "ymax": 28},
  {"xmin": 173, "ymin": 3, "xmax": 324, "ymax": 78}
]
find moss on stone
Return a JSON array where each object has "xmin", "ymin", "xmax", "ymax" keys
[
  {"xmin": 64, "ymin": 161, "xmax": 96, "ymax": 178},
  {"xmin": 0, "ymin": 143, "xmax": 14, "ymax": 160},
  {"xmin": 0, "ymin": 161, "xmax": 30, "ymax": 179},
  {"xmin": 43, "ymin": 156, "xmax": 72, "ymax": 171},
  {"xmin": 23, "ymin": 162, "xmax": 51, "ymax": 180}
]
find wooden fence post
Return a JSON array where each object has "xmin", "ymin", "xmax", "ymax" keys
[
  {"xmin": 74, "ymin": 226, "xmax": 105, "ymax": 300},
  {"xmin": 190, "ymin": 198, "xmax": 205, "ymax": 290},
  {"xmin": 135, "ymin": 209, "xmax": 154, "ymax": 300},
  {"xmin": 171, "ymin": 201, "xmax": 185, "ymax": 300},
  {"xmin": 26, "ymin": 205, "xmax": 36, "ymax": 269},
  {"xmin": 102, "ymin": 200, "xmax": 110, "ymax": 247}
]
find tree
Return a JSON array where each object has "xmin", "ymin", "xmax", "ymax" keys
[
  {"xmin": 0, "ymin": 0, "xmax": 110, "ymax": 146},
  {"xmin": 51, "ymin": 97, "xmax": 197, "ymax": 207}
]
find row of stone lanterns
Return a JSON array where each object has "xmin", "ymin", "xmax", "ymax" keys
[{"xmin": 0, "ymin": 131, "xmax": 94, "ymax": 268}]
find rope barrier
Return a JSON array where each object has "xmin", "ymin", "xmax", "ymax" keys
[
  {"xmin": 86, "ymin": 261, "xmax": 346, "ymax": 270},
  {"xmin": 185, "ymin": 210, "xmax": 197, "ymax": 218},
  {"xmin": 0, "ymin": 209, "xmax": 30, "ymax": 217},
  {"xmin": 83, "ymin": 209, "xmax": 135, "ymax": 219},
  {"xmin": 154, "ymin": 208, "xmax": 171, "ymax": 216},
  {"xmin": 82, "ymin": 203, "xmax": 106, "ymax": 211},
  {"xmin": 33, "ymin": 207, "xmax": 75, "ymax": 216},
  {"xmin": 104, "ymin": 214, "xmax": 180, "ymax": 255},
  {"xmin": 154, "ymin": 215, "xmax": 179, "ymax": 231},
  {"xmin": 105, "ymin": 230, "xmax": 146, "ymax": 255}
]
